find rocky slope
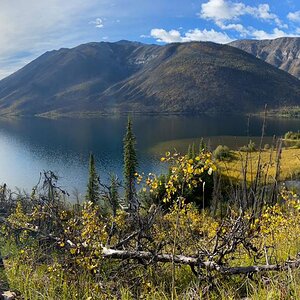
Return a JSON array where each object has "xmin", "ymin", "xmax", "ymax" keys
[{"xmin": 229, "ymin": 37, "xmax": 300, "ymax": 79}]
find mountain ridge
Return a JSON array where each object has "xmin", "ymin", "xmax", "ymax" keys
[
  {"xmin": 229, "ymin": 37, "xmax": 300, "ymax": 79},
  {"xmin": 0, "ymin": 40, "xmax": 300, "ymax": 116}
]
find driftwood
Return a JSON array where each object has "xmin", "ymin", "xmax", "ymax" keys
[{"xmin": 102, "ymin": 248, "xmax": 300, "ymax": 275}]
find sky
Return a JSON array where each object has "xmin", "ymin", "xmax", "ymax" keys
[{"xmin": 0, "ymin": 0, "xmax": 300, "ymax": 79}]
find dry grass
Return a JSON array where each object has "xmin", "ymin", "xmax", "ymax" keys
[{"xmin": 218, "ymin": 148, "xmax": 300, "ymax": 182}]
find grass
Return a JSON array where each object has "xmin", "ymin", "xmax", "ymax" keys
[
  {"xmin": 150, "ymin": 136, "xmax": 275, "ymax": 156},
  {"xmin": 4, "ymin": 254, "xmax": 300, "ymax": 299},
  {"xmin": 151, "ymin": 137, "xmax": 300, "ymax": 183},
  {"xmin": 218, "ymin": 148, "xmax": 300, "ymax": 182}
]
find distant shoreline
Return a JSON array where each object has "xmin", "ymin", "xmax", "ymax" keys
[{"xmin": 0, "ymin": 109, "xmax": 299, "ymax": 120}]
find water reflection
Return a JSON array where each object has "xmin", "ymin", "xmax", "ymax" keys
[{"xmin": 0, "ymin": 115, "xmax": 299, "ymax": 198}]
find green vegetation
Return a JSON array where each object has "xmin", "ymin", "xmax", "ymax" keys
[
  {"xmin": 239, "ymin": 139, "xmax": 256, "ymax": 152},
  {"xmin": 1, "ymin": 122, "xmax": 300, "ymax": 299},
  {"xmin": 85, "ymin": 153, "xmax": 100, "ymax": 204},
  {"xmin": 213, "ymin": 145, "xmax": 232, "ymax": 161},
  {"xmin": 284, "ymin": 131, "xmax": 300, "ymax": 141},
  {"xmin": 123, "ymin": 117, "xmax": 138, "ymax": 212},
  {"xmin": 265, "ymin": 106, "xmax": 300, "ymax": 119}
]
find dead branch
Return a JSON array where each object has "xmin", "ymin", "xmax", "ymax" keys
[{"xmin": 102, "ymin": 248, "xmax": 300, "ymax": 275}]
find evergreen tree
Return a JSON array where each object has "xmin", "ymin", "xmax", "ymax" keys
[
  {"xmin": 123, "ymin": 117, "xmax": 138, "ymax": 211},
  {"xmin": 187, "ymin": 144, "xmax": 192, "ymax": 158},
  {"xmin": 199, "ymin": 138, "xmax": 206, "ymax": 153},
  {"xmin": 191, "ymin": 142, "xmax": 196, "ymax": 159},
  {"xmin": 85, "ymin": 153, "xmax": 100, "ymax": 204},
  {"xmin": 109, "ymin": 174, "xmax": 119, "ymax": 217}
]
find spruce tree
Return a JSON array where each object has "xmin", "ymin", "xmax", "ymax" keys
[
  {"xmin": 199, "ymin": 138, "xmax": 206, "ymax": 153},
  {"xmin": 123, "ymin": 117, "xmax": 138, "ymax": 211},
  {"xmin": 85, "ymin": 153, "xmax": 100, "ymax": 204},
  {"xmin": 109, "ymin": 174, "xmax": 119, "ymax": 217}
]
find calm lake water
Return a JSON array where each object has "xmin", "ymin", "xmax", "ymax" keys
[{"xmin": 0, "ymin": 115, "xmax": 299, "ymax": 199}]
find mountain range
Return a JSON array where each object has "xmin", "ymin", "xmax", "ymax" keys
[
  {"xmin": 229, "ymin": 37, "xmax": 300, "ymax": 80},
  {"xmin": 0, "ymin": 39, "xmax": 300, "ymax": 116}
]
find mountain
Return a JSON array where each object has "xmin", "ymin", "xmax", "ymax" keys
[
  {"xmin": 0, "ymin": 40, "xmax": 300, "ymax": 116},
  {"xmin": 229, "ymin": 37, "xmax": 300, "ymax": 79}
]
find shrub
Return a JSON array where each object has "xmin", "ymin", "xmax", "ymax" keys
[
  {"xmin": 284, "ymin": 131, "xmax": 300, "ymax": 140},
  {"xmin": 239, "ymin": 140, "xmax": 256, "ymax": 152},
  {"xmin": 213, "ymin": 145, "xmax": 231, "ymax": 161}
]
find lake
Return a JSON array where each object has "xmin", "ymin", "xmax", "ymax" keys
[{"xmin": 0, "ymin": 114, "xmax": 299, "ymax": 199}]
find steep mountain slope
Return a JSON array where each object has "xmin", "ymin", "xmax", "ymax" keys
[
  {"xmin": 229, "ymin": 37, "xmax": 300, "ymax": 79},
  {"xmin": 0, "ymin": 41, "xmax": 160, "ymax": 115},
  {"xmin": 101, "ymin": 42, "xmax": 300, "ymax": 113},
  {"xmin": 0, "ymin": 40, "xmax": 300, "ymax": 116}
]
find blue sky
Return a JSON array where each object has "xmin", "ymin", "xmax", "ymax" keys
[{"xmin": 0, "ymin": 0, "xmax": 300, "ymax": 79}]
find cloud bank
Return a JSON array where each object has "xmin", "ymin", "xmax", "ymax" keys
[
  {"xmin": 149, "ymin": 0, "xmax": 300, "ymax": 45},
  {"xmin": 151, "ymin": 28, "xmax": 233, "ymax": 44}
]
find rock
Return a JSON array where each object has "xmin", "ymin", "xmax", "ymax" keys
[{"xmin": 1, "ymin": 291, "xmax": 16, "ymax": 300}]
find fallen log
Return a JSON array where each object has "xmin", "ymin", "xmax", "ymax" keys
[
  {"xmin": 3, "ymin": 216, "xmax": 300, "ymax": 277},
  {"xmin": 102, "ymin": 248, "xmax": 300, "ymax": 275}
]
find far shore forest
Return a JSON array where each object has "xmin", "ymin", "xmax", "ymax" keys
[{"xmin": 1, "ymin": 117, "xmax": 300, "ymax": 299}]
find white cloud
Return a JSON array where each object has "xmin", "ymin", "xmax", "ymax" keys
[
  {"xmin": 288, "ymin": 11, "xmax": 300, "ymax": 23},
  {"xmin": 151, "ymin": 29, "xmax": 182, "ymax": 43},
  {"xmin": 200, "ymin": 0, "xmax": 246, "ymax": 21},
  {"xmin": 253, "ymin": 4, "xmax": 285, "ymax": 27},
  {"xmin": 251, "ymin": 28, "xmax": 293, "ymax": 40},
  {"xmin": 200, "ymin": 0, "xmax": 285, "ymax": 28},
  {"xmin": 150, "ymin": 28, "xmax": 233, "ymax": 44},
  {"xmin": 184, "ymin": 29, "xmax": 233, "ymax": 43},
  {"xmin": 90, "ymin": 18, "xmax": 104, "ymax": 28},
  {"xmin": 0, "ymin": 0, "xmax": 111, "ymax": 79},
  {"xmin": 216, "ymin": 21, "xmax": 249, "ymax": 35}
]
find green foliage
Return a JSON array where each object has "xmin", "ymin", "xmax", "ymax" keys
[
  {"xmin": 285, "ymin": 131, "xmax": 300, "ymax": 140},
  {"xmin": 85, "ymin": 153, "xmax": 100, "ymax": 204},
  {"xmin": 123, "ymin": 117, "xmax": 138, "ymax": 211},
  {"xmin": 199, "ymin": 138, "xmax": 206, "ymax": 153},
  {"xmin": 146, "ymin": 152, "xmax": 216, "ymax": 209},
  {"xmin": 239, "ymin": 140, "xmax": 256, "ymax": 152},
  {"xmin": 213, "ymin": 145, "xmax": 232, "ymax": 161},
  {"xmin": 109, "ymin": 174, "xmax": 119, "ymax": 216}
]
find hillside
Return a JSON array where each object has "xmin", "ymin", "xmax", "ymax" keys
[
  {"xmin": 229, "ymin": 37, "xmax": 300, "ymax": 79},
  {"xmin": 0, "ymin": 41, "xmax": 300, "ymax": 116}
]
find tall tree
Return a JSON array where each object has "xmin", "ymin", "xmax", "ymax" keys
[
  {"xmin": 123, "ymin": 117, "xmax": 139, "ymax": 212},
  {"xmin": 109, "ymin": 174, "xmax": 119, "ymax": 217},
  {"xmin": 85, "ymin": 153, "xmax": 100, "ymax": 204}
]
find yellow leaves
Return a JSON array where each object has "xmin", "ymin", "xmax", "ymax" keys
[
  {"xmin": 152, "ymin": 182, "xmax": 158, "ymax": 190},
  {"xmin": 156, "ymin": 202, "xmax": 219, "ymax": 252},
  {"xmin": 70, "ymin": 248, "xmax": 77, "ymax": 255},
  {"xmin": 187, "ymin": 165, "xmax": 194, "ymax": 174},
  {"xmin": 158, "ymin": 150, "xmax": 217, "ymax": 202}
]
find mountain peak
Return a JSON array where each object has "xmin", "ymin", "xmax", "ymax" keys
[{"xmin": 0, "ymin": 40, "xmax": 300, "ymax": 117}]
